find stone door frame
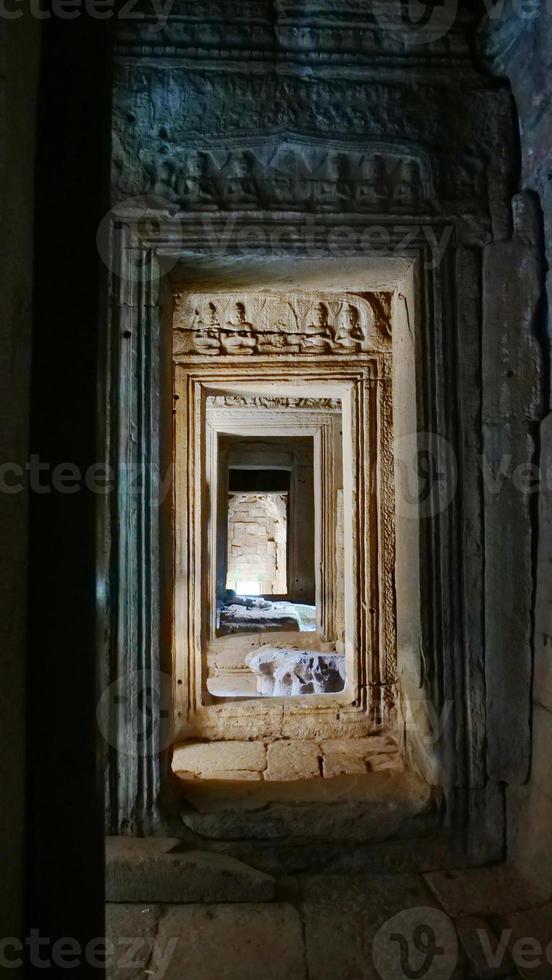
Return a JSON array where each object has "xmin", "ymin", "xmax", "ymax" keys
[
  {"xmin": 174, "ymin": 362, "xmax": 393, "ymax": 741},
  {"xmin": 103, "ymin": 209, "xmax": 492, "ymax": 853}
]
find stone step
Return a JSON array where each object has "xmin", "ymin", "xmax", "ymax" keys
[
  {"xmin": 105, "ymin": 837, "xmax": 276, "ymax": 903},
  {"xmin": 180, "ymin": 772, "xmax": 437, "ymax": 845},
  {"xmin": 203, "ymin": 833, "xmax": 464, "ymax": 878}
]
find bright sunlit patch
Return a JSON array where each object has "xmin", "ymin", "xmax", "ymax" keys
[{"xmin": 236, "ymin": 581, "xmax": 261, "ymax": 596}]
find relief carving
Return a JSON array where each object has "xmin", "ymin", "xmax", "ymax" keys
[
  {"xmin": 112, "ymin": 134, "xmax": 433, "ymax": 213},
  {"xmin": 173, "ymin": 291, "xmax": 392, "ymax": 356},
  {"xmin": 206, "ymin": 395, "xmax": 341, "ymax": 410}
]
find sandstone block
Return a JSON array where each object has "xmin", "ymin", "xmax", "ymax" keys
[
  {"xmin": 264, "ymin": 740, "xmax": 321, "ymax": 781},
  {"xmin": 172, "ymin": 740, "xmax": 266, "ymax": 776},
  {"xmin": 322, "ymin": 753, "xmax": 367, "ymax": 777},
  {"xmin": 321, "ymin": 736, "xmax": 398, "ymax": 757}
]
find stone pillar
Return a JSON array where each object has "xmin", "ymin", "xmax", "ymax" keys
[{"xmin": 483, "ymin": 193, "xmax": 543, "ymax": 785}]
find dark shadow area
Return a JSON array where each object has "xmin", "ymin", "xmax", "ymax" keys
[{"xmin": 26, "ymin": 12, "xmax": 111, "ymax": 976}]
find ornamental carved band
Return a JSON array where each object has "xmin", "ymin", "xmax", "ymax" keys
[{"xmin": 173, "ymin": 290, "xmax": 392, "ymax": 357}]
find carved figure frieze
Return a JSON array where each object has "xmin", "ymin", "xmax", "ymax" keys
[
  {"xmin": 173, "ymin": 290, "xmax": 392, "ymax": 356},
  {"xmin": 112, "ymin": 134, "xmax": 433, "ymax": 213}
]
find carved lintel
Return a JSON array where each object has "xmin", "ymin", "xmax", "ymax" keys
[
  {"xmin": 206, "ymin": 395, "xmax": 342, "ymax": 409},
  {"xmin": 172, "ymin": 290, "xmax": 392, "ymax": 356}
]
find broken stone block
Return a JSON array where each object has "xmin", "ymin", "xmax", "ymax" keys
[
  {"xmin": 219, "ymin": 600, "xmax": 301, "ymax": 635},
  {"xmin": 264, "ymin": 740, "xmax": 321, "ymax": 781},
  {"xmin": 247, "ymin": 648, "xmax": 346, "ymax": 696},
  {"xmin": 105, "ymin": 838, "xmax": 275, "ymax": 903}
]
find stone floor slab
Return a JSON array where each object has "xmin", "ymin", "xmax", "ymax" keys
[
  {"xmin": 300, "ymin": 873, "xmax": 450, "ymax": 980},
  {"xmin": 106, "ymin": 904, "xmax": 160, "ymax": 980},
  {"xmin": 155, "ymin": 903, "xmax": 305, "ymax": 980},
  {"xmin": 424, "ymin": 865, "xmax": 540, "ymax": 918}
]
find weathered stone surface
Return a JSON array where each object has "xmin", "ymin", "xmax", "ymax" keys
[
  {"xmin": 533, "ymin": 638, "xmax": 552, "ymax": 716},
  {"xmin": 300, "ymin": 873, "xmax": 444, "ymax": 980},
  {"xmin": 264, "ymin": 740, "xmax": 321, "ymax": 781},
  {"xmin": 172, "ymin": 741, "xmax": 266, "ymax": 776},
  {"xmin": 106, "ymin": 902, "xmax": 305, "ymax": 980},
  {"xmin": 184, "ymin": 801, "xmax": 427, "ymax": 843},
  {"xmin": 196, "ymin": 769, "xmax": 262, "ymax": 782},
  {"xmin": 322, "ymin": 753, "xmax": 367, "ymax": 777},
  {"xmin": 483, "ymin": 194, "xmax": 543, "ymax": 787},
  {"xmin": 321, "ymin": 736, "xmax": 398, "ymax": 757},
  {"xmin": 509, "ymin": 780, "xmax": 552, "ymax": 898},
  {"xmin": 105, "ymin": 838, "xmax": 275, "ymax": 903},
  {"xmin": 530, "ymin": 704, "xmax": 552, "ymax": 802},
  {"xmin": 181, "ymin": 772, "xmax": 433, "ymax": 842},
  {"xmin": 321, "ymin": 735, "xmax": 401, "ymax": 776},
  {"xmin": 155, "ymin": 903, "xmax": 305, "ymax": 980},
  {"xmin": 181, "ymin": 771, "xmax": 431, "ymax": 812},
  {"xmin": 424, "ymin": 866, "xmax": 538, "ymax": 919}
]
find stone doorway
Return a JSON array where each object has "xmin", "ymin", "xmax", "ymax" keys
[
  {"xmin": 167, "ymin": 276, "xmax": 431, "ymax": 834},
  {"xmin": 106, "ymin": 237, "xmax": 498, "ymax": 863},
  {"xmin": 226, "ymin": 489, "xmax": 289, "ymax": 597}
]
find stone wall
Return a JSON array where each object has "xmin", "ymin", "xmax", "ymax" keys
[
  {"xmin": 227, "ymin": 492, "xmax": 288, "ymax": 595},
  {"xmin": 481, "ymin": 0, "xmax": 552, "ymax": 888},
  {"xmin": 0, "ymin": 12, "xmax": 40, "ymax": 958}
]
